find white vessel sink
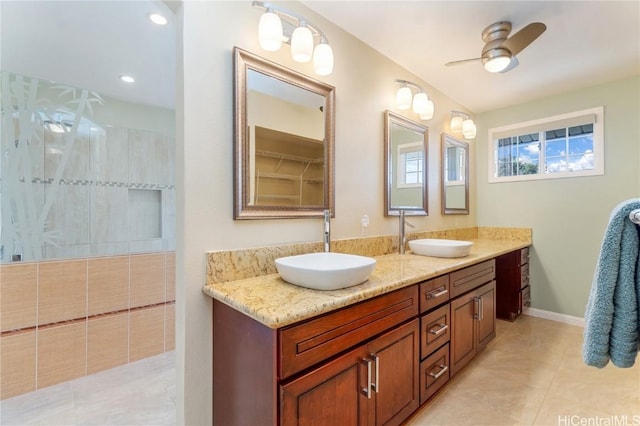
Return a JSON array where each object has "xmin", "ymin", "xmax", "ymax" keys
[
  {"xmin": 275, "ymin": 252, "xmax": 376, "ymax": 291},
  {"xmin": 409, "ymin": 239, "xmax": 473, "ymax": 258}
]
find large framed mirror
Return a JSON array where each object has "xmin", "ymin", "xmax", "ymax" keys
[
  {"xmin": 441, "ymin": 133, "xmax": 469, "ymax": 215},
  {"xmin": 233, "ymin": 47, "xmax": 335, "ymax": 219},
  {"xmin": 384, "ymin": 110, "xmax": 428, "ymax": 216}
]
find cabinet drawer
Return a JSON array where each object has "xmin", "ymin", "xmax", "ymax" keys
[
  {"xmin": 450, "ymin": 259, "xmax": 496, "ymax": 298},
  {"xmin": 520, "ymin": 263, "xmax": 530, "ymax": 288},
  {"xmin": 420, "ymin": 304, "xmax": 450, "ymax": 359},
  {"xmin": 419, "ymin": 275, "xmax": 450, "ymax": 313},
  {"xmin": 279, "ymin": 286, "xmax": 419, "ymax": 379},
  {"xmin": 520, "ymin": 247, "xmax": 530, "ymax": 266},
  {"xmin": 420, "ymin": 343, "xmax": 450, "ymax": 404},
  {"xmin": 520, "ymin": 285, "xmax": 531, "ymax": 310}
]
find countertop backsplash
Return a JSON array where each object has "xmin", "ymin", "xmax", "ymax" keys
[{"xmin": 206, "ymin": 226, "xmax": 531, "ymax": 285}]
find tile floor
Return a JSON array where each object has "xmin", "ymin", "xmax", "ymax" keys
[
  {"xmin": 407, "ymin": 315, "xmax": 640, "ymax": 425},
  {"xmin": 1, "ymin": 316, "xmax": 639, "ymax": 426},
  {"xmin": 0, "ymin": 351, "xmax": 175, "ymax": 426}
]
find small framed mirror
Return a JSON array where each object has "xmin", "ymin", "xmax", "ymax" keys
[
  {"xmin": 234, "ymin": 47, "xmax": 335, "ymax": 219},
  {"xmin": 441, "ymin": 133, "xmax": 469, "ymax": 215},
  {"xmin": 384, "ymin": 110, "xmax": 428, "ymax": 216}
]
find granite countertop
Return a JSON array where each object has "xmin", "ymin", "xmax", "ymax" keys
[{"xmin": 202, "ymin": 238, "xmax": 530, "ymax": 329}]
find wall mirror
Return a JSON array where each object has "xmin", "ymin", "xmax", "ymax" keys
[
  {"xmin": 441, "ymin": 133, "xmax": 469, "ymax": 215},
  {"xmin": 234, "ymin": 47, "xmax": 335, "ymax": 219},
  {"xmin": 384, "ymin": 110, "xmax": 428, "ymax": 216}
]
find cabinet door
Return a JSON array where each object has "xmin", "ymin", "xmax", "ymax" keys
[
  {"xmin": 476, "ymin": 281, "xmax": 496, "ymax": 350},
  {"xmin": 281, "ymin": 345, "xmax": 370, "ymax": 426},
  {"xmin": 368, "ymin": 319, "xmax": 420, "ymax": 426},
  {"xmin": 449, "ymin": 292, "xmax": 476, "ymax": 376}
]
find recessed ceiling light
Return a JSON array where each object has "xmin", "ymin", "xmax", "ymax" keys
[
  {"xmin": 119, "ymin": 75, "xmax": 135, "ymax": 83},
  {"xmin": 149, "ymin": 13, "xmax": 168, "ymax": 25}
]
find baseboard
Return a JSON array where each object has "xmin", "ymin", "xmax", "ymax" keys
[{"xmin": 523, "ymin": 307, "xmax": 585, "ymax": 327}]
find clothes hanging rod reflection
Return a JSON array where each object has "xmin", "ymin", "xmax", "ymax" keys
[{"xmin": 630, "ymin": 209, "xmax": 640, "ymax": 225}]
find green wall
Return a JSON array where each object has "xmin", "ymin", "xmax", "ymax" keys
[{"xmin": 476, "ymin": 75, "xmax": 640, "ymax": 318}]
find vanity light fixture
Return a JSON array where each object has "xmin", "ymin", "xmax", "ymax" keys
[
  {"xmin": 252, "ymin": 1, "xmax": 334, "ymax": 76},
  {"xmin": 394, "ymin": 79, "xmax": 434, "ymax": 120},
  {"xmin": 450, "ymin": 111, "xmax": 477, "ymax": 139}
]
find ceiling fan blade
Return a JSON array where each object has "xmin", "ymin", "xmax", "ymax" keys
[
  {"xmin": 499, "ymin": 56, "xmax": 519, "ymax": 73},
  {"xmin": 501, "ymin": 22, "xmax": 546, "ymax": 56},
  {"xmin": 445, "ymin": 57, "xmax": 482, "ymax": 66}
]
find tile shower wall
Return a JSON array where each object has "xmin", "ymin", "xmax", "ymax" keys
[
  {"xmin": 1, "ymin": 72, "xmax": 176, "ymax": 262},
  {"xmin": 41, "ymin": 125, "xmax": 176, "ymax": 259},
  {"xmin": 0, "ymin": 252, "xmax": 175, "ymax": 399}
]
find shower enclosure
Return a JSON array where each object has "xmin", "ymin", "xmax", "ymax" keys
[{"xmin": 0, "ymin": 71, "xmax": 176, "ymax": 399}]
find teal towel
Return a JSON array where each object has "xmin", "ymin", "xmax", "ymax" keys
[{"xmin": 583, "ymin": 198, "xmax": 640, "ymax": 368}]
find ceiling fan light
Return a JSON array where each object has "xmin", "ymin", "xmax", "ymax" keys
[
  {"xmin": 258, "ymin": 11, "xmax": 283, "ymax": 52},
  {"xmin": 419, "ymin": 100, "xmax": 434, "ymax": 120},
  {"xmin": 450, "ymin": 115, "xmax": 464, "ymax": 132},
  {"xmin": 482, "ymin": 48, "xmax": 511, "ymax": 73},
  {"xmin": 313, "ymin": 42, "xmax": 333, "ymax": 76},
  {"xmin": 396, "ymin": 86, "xmax": 412, "ymax": 110},
  {"xmin": 291, "ymin": 24, "xmax": 314, "ymax": 63}
]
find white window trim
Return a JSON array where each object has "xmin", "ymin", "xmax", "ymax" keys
[
  {"xmin": 488, "ymin": 106, "xmax": 604, "ymax": 183},
  {"xmin": 396, "ymin": 141, "xmax": 423, "ymax": 188}
]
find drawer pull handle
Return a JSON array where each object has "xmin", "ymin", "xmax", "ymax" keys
[
  {"xmin": 426, "ymin": 288, "xmax": 448, "ymax": 299},
  {"xmin": 429, "ymin": 324, "xmax": 448, "ymax": 336},
  {"xmin": 429, "ymin": 364, "xmax": 448, "ymax": 380}
]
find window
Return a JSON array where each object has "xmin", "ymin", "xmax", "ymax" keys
[
  {"xmin": 397, "ymin": 142, "xmax": 423, "ymax": 188},
  {"xmin": 488, "ymin": 107, "xmax": 604, "ymax": 182}
]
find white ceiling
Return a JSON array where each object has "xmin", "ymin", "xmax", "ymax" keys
[
  {"xmin": 2, "ymin": 1, "xmax": 638, "ymax": 114},
  {"xmin": 1, "ymin": 1, "xmax": 177, "ymax": 110},
  {"xmin": 304, "ymin": 1, "xmax": 640, "ymax": 113}
]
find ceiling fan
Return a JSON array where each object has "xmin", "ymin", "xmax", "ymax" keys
[{"xmin": 446, "ymin": 21, "xmax": 546, "ymax": 73}]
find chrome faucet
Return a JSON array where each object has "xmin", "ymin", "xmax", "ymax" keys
[
  {"xmin": 323, "ymin": 209, "xmax": 331, "ymax": 252},
  {"xmin": 399, "ymin": 210, "xmax": 415, "ymax": 254}
]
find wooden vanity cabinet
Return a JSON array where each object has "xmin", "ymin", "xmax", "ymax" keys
[
  {"xmin": 214, "ymin": 286, "xmax": 419, "ymax": 426},
  {"xmin": 281, "ymin": 319, "xmax": 420, "ymax": 426},
  {"xmin": 213, "ymin": 257, "xmax": 505, "ymax": 424},
  {"xmin": 450, "ymin": 278, "xmax": 496, "ymax": 376},
  {"xmin": 495, "ymin": 247, "xmax": 530, "ymax": 321}
]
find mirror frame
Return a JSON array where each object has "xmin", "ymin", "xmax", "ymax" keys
[
  {"xmin": 441, "ymin": 133, "xmax": 470, "ymax": 215},
  {"xmin": 384, "ymin": 110, "xmax": 429, "ymax": 217},
  {"xmin": 233, "ymin": 47, "xmax": 335, "ymax": 219}
]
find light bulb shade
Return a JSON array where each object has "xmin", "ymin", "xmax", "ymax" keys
[
  {"xmin": 450, "ymin": 115, "xmax": 464, "ymax": 132},
  {"xmin": 419, "ymin": 100, "xmax": 435, "ymax": 120},
  {"xmin": 258, "ymin": 11, "xmax": 283, "ymax": 52},
  {"xmin": 462, "ymin": 119, "xmax": 477, "ymax": 139},
  {"xmin": 482, "ymin": 48, "xmax": 511, "ymax": 73},
  {"xmin": 313, "ymin": 43, "xmax": 334, "ymax": 75},
  {"xmin": 412, "ymin": 92, "xmax": 429, "ymax": 115},
  {"xmin": 396, "ymin": 87, "xmax": 412, "ymax": 110},
  {"xmin": 291, "ymin": 25, "xmax": 314, "ymax": 63}
]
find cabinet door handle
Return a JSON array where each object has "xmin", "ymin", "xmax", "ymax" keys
[
  {"xmin": 474, "ymin": 297, "xmax": 481, "ymax": 320},
  {"xmin": 361, "ymin": 357, "xmax": 372, "ymax": 399},
  {"xmin": 426, "ymin": 287, "xmax": 448, "ymax": 299},
  {"xmin": 429, "ymin": 364, "xmax": 448, "ymax": 380},
  {"xmin": 370, "ymin": 354, "xmax": 380, "ymax": 393},
  {"xmin": 429, "ymin": 323, "xmax": 448, "ymax": 336},
  {"xmin": 479, "ymin": 296, "xmax": 484, "ymax": 321}
]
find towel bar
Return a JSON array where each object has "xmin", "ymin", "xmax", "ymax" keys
[{"xmin": 630, "ymin": 209, "xmax": 640, "ymax": 225}]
